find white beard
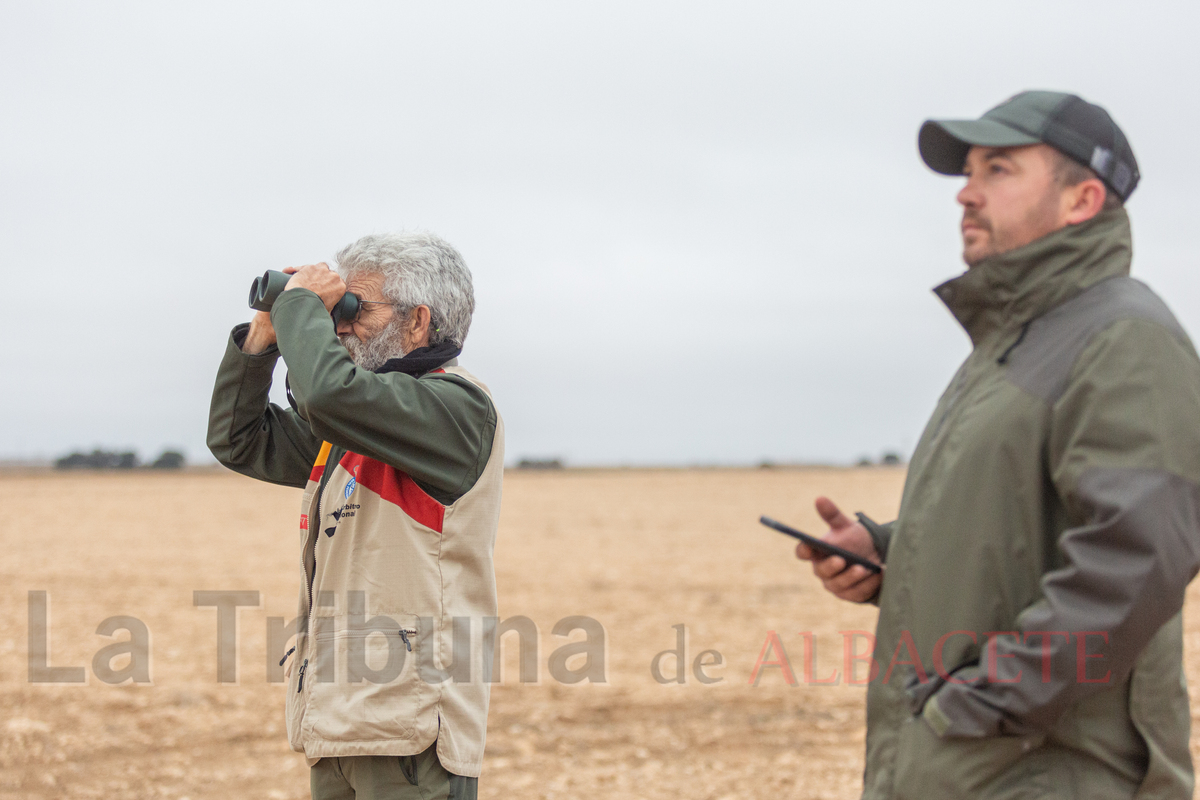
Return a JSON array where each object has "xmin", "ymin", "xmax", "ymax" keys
[{"xmin": 339, "ymin": 322, "xmax": 408, "ymax": 371}]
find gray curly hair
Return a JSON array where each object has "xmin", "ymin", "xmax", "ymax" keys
[{"xmin": 335, "ymin": 233, "xmax": 475, "ymax": 348}]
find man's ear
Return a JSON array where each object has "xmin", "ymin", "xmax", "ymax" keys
[
  {"xmin": 408, "ymin": 305, "xmax": 432, "ymax": 343},
  {"xmin": 1063, "ymin": 178, "xmax": 1108, "ymax": 225}
]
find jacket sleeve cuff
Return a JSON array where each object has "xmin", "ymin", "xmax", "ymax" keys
[
  {"xmin": 856, "ymin": 513, "xmax": 893, "ymax": 563},
  {"xmin": 229, "ymin": 323, "xmax": 281, "ymax": 363},
  {"xmin": 920, "ymin": 668, "xmax": 1012, "ymax": 738}
]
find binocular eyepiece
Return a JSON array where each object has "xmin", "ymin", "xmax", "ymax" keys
[{"xmin": 248, "ymin": 270, "xmax": 361, "ymax": 325}]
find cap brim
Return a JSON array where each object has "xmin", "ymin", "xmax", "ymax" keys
[{"xmin": 918, "ymin": 118, "xmax": 1042, "ymax": 175}]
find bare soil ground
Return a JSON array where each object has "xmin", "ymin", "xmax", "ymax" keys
[{"xmin": 2, "ymin": 467, "xmax": 1199, "ymax": 799}]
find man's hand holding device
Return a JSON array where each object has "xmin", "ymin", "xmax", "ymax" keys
[{"xmin": 771, "ymin": 496, "xmax": 883, "ymax": 603}]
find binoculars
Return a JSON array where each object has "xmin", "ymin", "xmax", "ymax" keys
[{"xmin": 248, "ymin": 270, "xmax": 361, "ymax": 325}]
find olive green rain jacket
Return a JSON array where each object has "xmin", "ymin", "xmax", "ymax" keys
[{"xmin": 862, "ymin": 209, "xmax": 1200, "ymax": 800}]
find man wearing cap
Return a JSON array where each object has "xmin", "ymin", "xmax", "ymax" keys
[{"xmin": 796, "ymin": 91, "xmax": 1200, "ymax": 798}]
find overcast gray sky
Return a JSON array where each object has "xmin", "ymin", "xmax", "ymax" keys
[{"xmin": 2, "ymin": 1, "xmax": 1197, "ymax": 466}]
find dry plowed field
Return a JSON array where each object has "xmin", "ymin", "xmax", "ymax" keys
[{"xmin": 3, "ymin": 468, "xmax": 1200, "ymax": 799}]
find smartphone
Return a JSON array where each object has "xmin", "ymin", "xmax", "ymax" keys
[{"xmin": 759, "ymin": 515, "xmax": 882, "ymax": 574}]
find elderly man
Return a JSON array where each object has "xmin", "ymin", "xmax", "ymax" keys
[
  {"xmin": 797, "ymin": 92, "xmax": 1200, "ymax": 798},
  {"xmin": 207, "ymin": 233, "xmax": 502, "ymax": 800}
]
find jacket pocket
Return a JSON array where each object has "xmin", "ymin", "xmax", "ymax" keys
[
  {"xmin": 306, "ymin": 613, "xmax": 425, "ymax": 743},
  {"xmin": 893, "ymin": 713, "xmax": 1038, "ymax": 800}
]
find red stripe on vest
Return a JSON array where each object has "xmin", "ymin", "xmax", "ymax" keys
[
  {"xmin": 338, "ymin": 452, "xmax": 445, "ymax": 533},
  {"xmin": 309, "ymin": 464, "xmax": 326, "ymax": 482}
]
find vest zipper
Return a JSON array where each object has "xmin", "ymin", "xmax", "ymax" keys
[
  {"xmin": 308, "ymin": 485, "xmax": 321, "ymax": 634},
  {"xmin": 399, "ymin": 629, "xmax": 415, "ymax": 652},
  {"xmin": 303, "ymin": 447, "xmax": 339, "ymax": 692},
  {"xmin": 297, "ymin": 659, "xmax": 308, "ymax": 692}
]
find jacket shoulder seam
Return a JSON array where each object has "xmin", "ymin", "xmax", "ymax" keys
[{"xmin": 1004, "ymin": 277, "xmax": 1188, "ymax": 403}]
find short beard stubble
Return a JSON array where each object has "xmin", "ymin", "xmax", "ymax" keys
[{"xmin": 962, "ymin": 170, "xmax": 1069, "ymax": 267}]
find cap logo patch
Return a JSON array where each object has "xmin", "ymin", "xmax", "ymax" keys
[{"xmin": 1090, "ymin": 146, "xmax": 1113, "ymax": 175}]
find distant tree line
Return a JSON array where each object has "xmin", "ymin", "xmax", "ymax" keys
[
  {"xmin": 54, "ymin": 449, "xmax": 186, "ymax": 470},
  {"xmin": 516, "ymin": 458, "xmax": 564, "ymax": 470},
  {"xmin": 855, "ymin": 451, "xmax": 904, "ymax": 467}
]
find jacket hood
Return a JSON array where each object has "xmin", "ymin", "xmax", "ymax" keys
[{"xmin": 934, "ymin": 208, "xmax": 1132, "ymax": 346}]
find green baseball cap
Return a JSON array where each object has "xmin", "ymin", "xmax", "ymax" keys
[{"xmin": 919, "ymin": 90, "xmax": 1140, "ymax": 201}]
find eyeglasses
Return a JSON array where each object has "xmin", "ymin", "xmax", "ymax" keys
[
  {"xmin": 335, "ymin": 297, "xmax": 439, "ymax": 333},
  {"xmin": 334, "ymin": 296, "xmax": 407, "ymax": 325},
  {"xmin": 357, "ymin": 299, "xmax": 404, "ymax": 309}
]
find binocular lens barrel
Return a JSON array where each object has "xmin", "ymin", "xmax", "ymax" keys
[
  {"xmin": 247, "ymin": 269, "xmax": 361, "ymax": 324},
  {"xmin": 332, "ymin": 293, "xmax": 360, "ymax": 325},
  {"xmin": 249, "ymin": 270, "xmax": 293, "ymax": 312}
]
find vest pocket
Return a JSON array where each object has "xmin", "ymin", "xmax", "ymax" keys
[
  {"xmin": 306, "ymin": 613, "xmax": 424, "ymax": 742},
  {"xmin": 285, "ymin": 631, "xmax": 309, "ymax": 750}
]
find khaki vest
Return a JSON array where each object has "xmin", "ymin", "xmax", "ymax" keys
[{"xmin": 284, "ymin": 366, "xmax": 504, "ymax": 778}]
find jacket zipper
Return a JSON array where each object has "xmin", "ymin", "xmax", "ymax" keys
[
  {"xmin": 399, "ymin": 628, "xmax": 416, "ymax": 652},
  {"xmin": 934, "ymin": 328, "xmax": 1024, "ymax": 438},
  {"xmin": 929, "ymin": 363, "xmax": 970, "ymax": 442},
  {"xmin": 297, "ymin": 658, "xmax": 308, "ymax": 692}
]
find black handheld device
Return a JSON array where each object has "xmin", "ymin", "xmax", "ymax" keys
[
  {"xmin": 759, "ymin": 515, "xmax": 882, "ymax": 574},
  {"xmin": 248, "ymin": 269, "xmax": 361, "ymax": 326}
]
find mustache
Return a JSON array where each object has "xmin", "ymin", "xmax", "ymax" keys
[{"xmin": 962, "ymin": 210, "xmax": 991, "ymax": 232}]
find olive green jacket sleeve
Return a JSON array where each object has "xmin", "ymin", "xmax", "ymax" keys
[
  {"xmin": 206, "ymin": 324, "xmax": 323, "ymax": 488},
  {"xmin": 925, "ymin": 318, "xmax": 1200, "ymax": 738},
  {"xmin": 853, "ymin": 515, "xmax": 893, "ymax": 607},
  {"xmin": 266, "ymin": 289, "xmax": 495, "ymax": 505}
]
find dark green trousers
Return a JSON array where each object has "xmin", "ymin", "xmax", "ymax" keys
[{"xmin": 310, "ymin": 743, "xmax": 477, "ymax": 800}]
